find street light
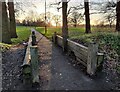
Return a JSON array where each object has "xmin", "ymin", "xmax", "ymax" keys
[{"xmin": 45, "ymin": 0, "xmax": 47, "ymax": 35}]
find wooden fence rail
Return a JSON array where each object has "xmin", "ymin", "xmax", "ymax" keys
[
  {"xmin": 22, "ymin": 30, "xmax": 39, "ymax": 85},
  {"xmin": 53, "ymin": 32, "xmax": 104, "ymax": 75}
]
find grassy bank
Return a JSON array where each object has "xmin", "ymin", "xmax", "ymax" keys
[
  {"xmin": 11, "ymin": 26, "xmax": 31, "ymax": 44},
  {"xmin": 36, "ymin": 27, "xmax": 86, "ymax": 39},
  {"xmin": 9, "ymin": 26, "xmax": 119, "ymax": 58},
  {"xmin": 0, "ymin": 26, "xmax": 31, "ymax": 52},
  {"xmin": 36, "ymin": 27, "xmax": 119, "ymax": 54}
]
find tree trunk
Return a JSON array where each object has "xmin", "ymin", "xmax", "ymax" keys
[
  {"xmin": 56, "ymin": 23, "xmax": 57, "ymax": 27},
  {"xmin": 74, "ymin": 24, "xmax": 77, "ymax": 27},
  {"xmin": 73, "ymin": 19, "xmax": 77, "ymax": 27},
  {"xmin": 8, "ymin": 0, "xmax": 17, "ymax": 38},
  {"xmin": 62, "ymin": 0, "xmax": 68, "ymax": 52},
  {"xmin": 116, "ymin": 0, "xmax": 120, "ymax": 32},
  {"xmin": 0, "ymin": 1, "xmax": 2, "ymax": 43},
  {"xmin": 84, "ymin": 0, "xmax": 91, "ymax": 33},
  {"xmin": 109, "ymin": 23, "xmax": 112, "ymax": 28},
  {"xmin": 2, "ymin": 1, "xmax": 11, "ymax": 44}
]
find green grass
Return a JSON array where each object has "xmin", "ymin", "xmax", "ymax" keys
[
  {"xmin": 36, "ymin": 27, "xmax": 62, "ymax": 39},
  {"xmin": 0, "ymin": 43, "xmax": 11, "ymax": 52},
  {"xmin": 11, "ymin": 26, "xmax": 31, "ymax": 44},
  {"xmin": 36, "ymin": 27, "xmax": 85, "ymax": 39},
  {"xmin": 36, "ymin": 26, "xmax": 116, "ymax": 39},
  {"xmin": 36, "ymin": 26, "xmax": 120, "ymax": 55},
  {"xmin": 1, "ymin": 26, "xmax": 31, "ymax": 52}
]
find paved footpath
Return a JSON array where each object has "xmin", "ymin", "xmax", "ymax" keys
[{"xmin": 32, "ymin": 29, "xmax": 112, "ymax": 90}]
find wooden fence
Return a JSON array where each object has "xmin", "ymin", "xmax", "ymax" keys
[
  {"xmin": 21, "ymin": 30, "xmax": 39, "ymax": 84},
  {"xmin": 53, "ymin": 33, "xmax": 104, "ymax": 75}
]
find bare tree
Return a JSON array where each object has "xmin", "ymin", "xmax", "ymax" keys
[
  {"xmin": 116, "ymin": 0, "xmax": 120, "ymax": 32},
  {"xmin": 8, "ymin": 0, "xmax": 18, "ymax": 38},
  {"xmin": 39, "ymin": 12, "xmax": 53, "ymax": 24},
  {"xmin": 91, "ymin": 1, "xmax": 116, "ymax": 28},
  {"xmin": 99, "ymin": 1, "xmax": 116, "ymax": 28},
  {"xmin": 68, "ymin": 11, "xmax": 83, "ymax": 27},
  {"xmin": 52, "ymin": 15, "xmax": 61, "ymax": 27},
  {"xmin": 50, "ymin": 0, "xmax": 84, "ymax": 17},
  {"xmin": 2, "ymin": 1, "xmax": 11, "ymax": 43},
  {"xmin": 105, "ymin": 14, "xmax": 115, "ymax": 28},
  {"xmin": 84, "ymin": 0, "xmax": 91, "ymax": 33}
]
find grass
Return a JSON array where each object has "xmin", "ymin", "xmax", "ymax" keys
[
  {"xmin": 36, "ymin": 26, "xmax": 116, "ymax": 39},
  {"xmin": 36, "ymin": 26, "xmax": 116, "ymax": 38},
  {"xmin": 1, "ymin": 26, "xmax": 31, "ymax": 52},
  {"xmin": 0, "ymin": 43, "xmax": 11, "ymax": 52},
  {"xmin": 36, "ymin": 27, "xmax": 62, "ymax": 39},
  {"xmin": 11, "ymin": 26, "xmax": 31, "ymax": 44},
  {"xmin": 36, "ymin": 26, "xmax": 120, "ymax": 55},
  {"xmin": 36, "ymin": 27, "xmax": 86, "ymax": 39}
]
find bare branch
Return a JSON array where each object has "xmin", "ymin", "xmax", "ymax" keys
[{"xmin": 50, "ymin": 1, "xmax": 61, "ymax": 6}]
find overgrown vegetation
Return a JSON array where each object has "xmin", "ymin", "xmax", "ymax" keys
[
  {"xmin": 37, "ymin": 27, "xmax": 120, "ymax": 57},
  {"xmin": 71, "ymin": 32, "xmax": 120, "ymax": 54},
  {"xmin": 71, "ymin": 32, "xmax": 120, "ymax": 72}
]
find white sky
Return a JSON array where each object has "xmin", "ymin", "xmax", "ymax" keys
[{"xmin": 15, "ymin": 0, "xmax": 116, "ymax": 25}]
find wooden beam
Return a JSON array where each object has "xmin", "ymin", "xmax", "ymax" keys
[
  {"xmin": 87, "ymin": 43, "xmax": 98, "ymax": 75},
  {"xmin": 22, "ymin": 36, "xmax": 32, "ymax": 85},
  {"xmin": 54, "ymin": 35, "xmax": 104, "ymax": 75},
  {"xmin": 30, "ymin": 46, "xmax": 39, "ymax": 83}
]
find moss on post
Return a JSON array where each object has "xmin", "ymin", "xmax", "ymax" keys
[
  {"xmin": 87, "ymin": 43, "xmax": 98, "ymax": 75},
  {"xmin": 31, "ymin": 31, "xmax": 36, "ymax": 46},
  {"xmin": 22, "ymin": 65, "xmax": 32, "ymax": 85},
  {"xmin": 30, "ymin": 46, "xmax": 39, "ymax": 83}
]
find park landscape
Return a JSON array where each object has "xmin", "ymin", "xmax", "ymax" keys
[{"xmin": 0, "ymin": 0, "xmax": 120, "ymax": 90}]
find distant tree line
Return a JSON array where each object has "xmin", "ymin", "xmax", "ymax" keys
[
  {"xmin": 16, "ymin": 11, "xmax": 61, "ymax": 27},
  {"xmin": 16, "ymin": 19, "xmax": 50, "ymax": 27}
]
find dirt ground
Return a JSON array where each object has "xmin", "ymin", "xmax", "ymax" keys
[{"xmin": 2, "ymin": 44, "xmax": 25, "ymax": 90}]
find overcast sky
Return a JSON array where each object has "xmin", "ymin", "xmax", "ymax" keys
[{"xmin": 14, "ymin": 0, "xmax": 116, "ymax": 25}]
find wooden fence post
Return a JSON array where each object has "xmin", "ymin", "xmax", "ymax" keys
[
  {"xmin": 31, "ymin": 31, "xmax": 36, "ymax": 46},
  {"xmin": 53, "ymin": 32, "xmax": 57, "ymax": 44},
  {"xmin": 22, "ymin": 65, "xmax": 32, "ymax": 85},
  {"xmin": 87, "ymin": 43, "xmax": 98, "ymax": 75},
  {"xmin": 63, "ymin": 36, "xmax": 68, "ymax": 52},
  {"xmin": 30, "ymin": 46, "xmax": 39, "ymax": 83}
]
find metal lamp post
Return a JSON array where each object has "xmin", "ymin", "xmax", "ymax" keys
[{"xmin": 45, "ymin": 0, "xmax": 47, "ymax": 34}]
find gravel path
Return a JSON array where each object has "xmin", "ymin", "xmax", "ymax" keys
[{"xmin": 35, "ymin": 29, "xmax": 113, "ymax": 90}]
